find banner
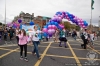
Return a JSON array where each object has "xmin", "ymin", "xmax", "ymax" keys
[{"xmin": 22, "ymin": 25, "xmax": 34, "ymax": 31}]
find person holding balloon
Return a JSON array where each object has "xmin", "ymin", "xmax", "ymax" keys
[
  {"xmin": 59, "ymin": 28, "xmax": 67, "ymax": 48},
  {"xmin": 9, "ymin": 27, "xmax": 14, "ymax": 41},
  {"xmin": 18, "ymin": 29, "xmax": 28, "ymax": 62}
]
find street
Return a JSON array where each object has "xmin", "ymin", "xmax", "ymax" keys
[{"xmin": 0, "ymin": 37, "xmax": 100, "ymax": 66}]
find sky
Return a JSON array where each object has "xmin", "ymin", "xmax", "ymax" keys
[{"xmin": 0, "ymin": 0, "xmax": 100, "ymax": 26}]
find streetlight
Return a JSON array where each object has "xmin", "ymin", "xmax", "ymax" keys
[
  {"xmin": 5, "ymin": 0, "xmax": 6, "ymax": 26},
  {"xmin": 99, "ymin": 16, "xmax": 100, "ymax": 31}
]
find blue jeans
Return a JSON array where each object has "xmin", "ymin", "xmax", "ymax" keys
[
  {"xmin": 32, "ymin": 41, "xmax": 40, "ymax": 58},
  {"xmin": 73, "ymin": 36, "xmax": 76, "ymax": 40}
]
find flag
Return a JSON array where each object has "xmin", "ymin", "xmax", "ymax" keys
[{"xmin": 91, "ymin": 0, "xmax": 94, "ymax": 10}]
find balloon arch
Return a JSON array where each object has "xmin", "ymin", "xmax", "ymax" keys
[{"xmin": 42, "ymin": 11, "xmax": 88, "ymax": 37}]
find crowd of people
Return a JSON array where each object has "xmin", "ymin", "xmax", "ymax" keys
[
  {"xmin": 0, "ymin": 27, "xmax": 15, "ymax": 41},
  {"xmin": 0, "ymin": 25, "xmax": 99, "ymax": 62}
]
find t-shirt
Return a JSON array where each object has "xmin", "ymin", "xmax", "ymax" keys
[
  {"xmin": 31, "ymin": 30, "xmax": 41, "ymax": 41},
  {"xmin": 83, "ymin": 31, "xmax": 88, "ymax": 39},
  {"xmin": 59, "ymin": 30, "xmax": 66, "ymax": 37},
  {"xmin": 90, "ymin": 34, "xmax": 94, "ymax": 41}
]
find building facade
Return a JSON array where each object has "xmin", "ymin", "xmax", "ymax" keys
[{"xmin": 13, "ymin": 11, "xmax": 51, "ymax": 28}]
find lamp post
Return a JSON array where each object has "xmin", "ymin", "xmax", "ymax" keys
[
  {"xmin": 5, "ymin": 0, "xmax": 6, "ymax": 26},
  {"xmin": 99, "ymin": 16, "xmax": 100, "ymax": 31}
]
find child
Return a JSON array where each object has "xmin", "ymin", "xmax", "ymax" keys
[{"xmin": 18, "ymin": 29, "xmax": 28, "ymax": 62}]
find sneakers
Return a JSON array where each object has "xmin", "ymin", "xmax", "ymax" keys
[
  {"xmin": 38, "ymin": 57, "xmax": 41, "ymax": 60},
  {"xmin": 59, "ymin": 45, "xmax": 62, "ymax": 47},
  {"xmin": 32, "ymin": 52, "xmax": 36, "ymax": 55},
  {"xmin": 20, "ymin": 56, "xmax": 28, "ymax": 62},
  {"xmin": 65, "ymin": 46, "xmax": 67, "ymax": 48},
  {"xmin": 20, "ymin": 56, "xmax": 23, "ymax": 60},
  {"xmin": 81, "ymin": 44, "xmax": 83, "ymax": 48},
  {"xmin": 24, "ymin": 57, "xmax": 28, "ymax": 62}
]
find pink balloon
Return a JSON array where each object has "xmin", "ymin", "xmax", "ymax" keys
[
  {"xmin": 58, "ymin": 14, "xmax": 61, "ymax": 17},
  {"xmin": 82, "ymin": 26, "xmax": 86, "ymax": 28},
  {"xmin": 42, "ymin": 28, "xmax": 48, "ymax": 33},
  {"xmin": 51, "ymin": 29, "xmax": 55, "ymax": 33},
  {"xmin": 61, "ymin": 25, "xmax": 64, "ymax": 28},
  {"xmin": 58, "ymin": 17, "xmax": 62, "ymax": 20},
  {"xmin": 48, "ymin": 29, "xmax": 53, "ymax": 34},
  {"xmin": 52, "ymin": 25, "xmax": 57, "ymax": 29},
  {"xmin": 48, "ymin": 25, "xmax": 52, "ymax": 29},
  {"xmin": 61, "ymin": 14, "xmax": 64, "ymax": 18},
  {"xmin": 59, "ymin": 24, "xmax": 64, "ymax": 29}
]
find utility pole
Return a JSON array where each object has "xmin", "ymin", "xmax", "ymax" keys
[
  {"xmin": 90, "ymin": 0, "xmax": 93, "ymax": 31},
  {"xmin": 99, "ymin": 16, "xmax": 100, "ymax": 31},
  {"xmin": 4, "ymin": 0, "xmax": 6, "ymax": 28}
]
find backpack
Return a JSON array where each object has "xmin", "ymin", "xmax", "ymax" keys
[{"xmin": 81, "ymin": 33, "xmax": 85, "ymax": 40}]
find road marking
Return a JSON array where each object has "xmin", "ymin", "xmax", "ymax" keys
[
  {"xmin": 1, "ymin": 47, "xmax": 100, "ymax": 61},
  {"xmin": 0, "ymin": 44, "xmax": 17, "ymax": 47},
  {"xmin": 0, "ymin": 48, "xmax": 12, "ymax": 50},
  {"xmin": 94, "ymin": 43, "xmax": 100, "ymax": 45},
  {"xmin": 0, "ymin": 48, "xmax": 19, "ymax": 58},
  {"xmin": 77, "ymin": 40, "xmax": 100, "ymax": 54},
  {"xmin": 34, "ymin": 42, "xmax": 52, "ymax": 66},
  {"xmin": 67, "ymin": 42, "xmax": 82, "ymax": 66},
  {"xmin": 73, "ymin": 48, "xmax": 90, "ymax": 50},
  {"xmin": 50, "ymin": 46, "xmax": 70, "ymax": 49},
  {"xmin": 46, "ymin": 54, "xmax": 74, "ymax": 58},
  {"xmin": 78, "ymin": 57, "xmax": 100, "ymax": 60}
]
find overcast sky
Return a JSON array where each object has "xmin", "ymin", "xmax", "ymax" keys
[{"xmin": 0, "ymin": 0, "xmax": 100, "ymax": 26}]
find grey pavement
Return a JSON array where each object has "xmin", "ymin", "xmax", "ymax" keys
[{"xmin": 0, "ymin": 37, "xmax": 100, "ymax": 66}]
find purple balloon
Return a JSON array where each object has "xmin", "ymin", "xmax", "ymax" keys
[
  {"xmin": 49, "ymin": 34, "xmax": 52, "ymax": 37},
  {"xmin": 18, "ymin": 19, "xmax": 22, "ymax": 23}
]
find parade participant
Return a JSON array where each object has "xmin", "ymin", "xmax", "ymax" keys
[
  {"xmin": 15, "ymin": 27, "xmax": 20, "ymax": 45},
  {"xmin": 0, "ymin": 28, "xmax": 2, "ymax": 40},
  {"xmin": 18, "ymin": 29, "xmax": 28, "ymax": 62},
  {"xmin": 54, "ymin": 29, "xmax": 59, "ymax": 42},
  {"xmin": 59, "ymin": 28, "xmax": 67, "ymax": 48},
  {"xmin": 72, "ymin": 30, "xmax": 77, "ymax": 40},
  {"xmin": 31, "ymin": 25, "xmax": 41, "ymax": 60},
  {"xmin": 81, "ymin": 29, "xmax": 88, "ymax": 49},
  {"xmin": 4, "ymin": 28, "xmax": 8, "ymax": 41},
  {"xmin": 89, "ymin": 31, "xmax": 94, "ymax": 48},
  {"xmin": 9, "ymin": 27, "xmax": 14, "ymax": 40}
]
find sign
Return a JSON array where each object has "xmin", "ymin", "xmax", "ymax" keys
[{"xmin": 22, "ymin": 25, "xmax": 34, "ymax": 31}]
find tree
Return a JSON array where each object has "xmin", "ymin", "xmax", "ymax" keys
[
  {"xmin": 76, "ymin": 26, "xmax": 80, "ymax": 31},
  {"xmin": 71, "ymin": 24, "xmax": 76, "ymax": 29},
  {"xmin": 63, "ymin": 21, "xmax": 71, "ymax": 30},
  {"xmin": 0, "ymin": 22, "xmax": 2, "ymax": 25}
]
